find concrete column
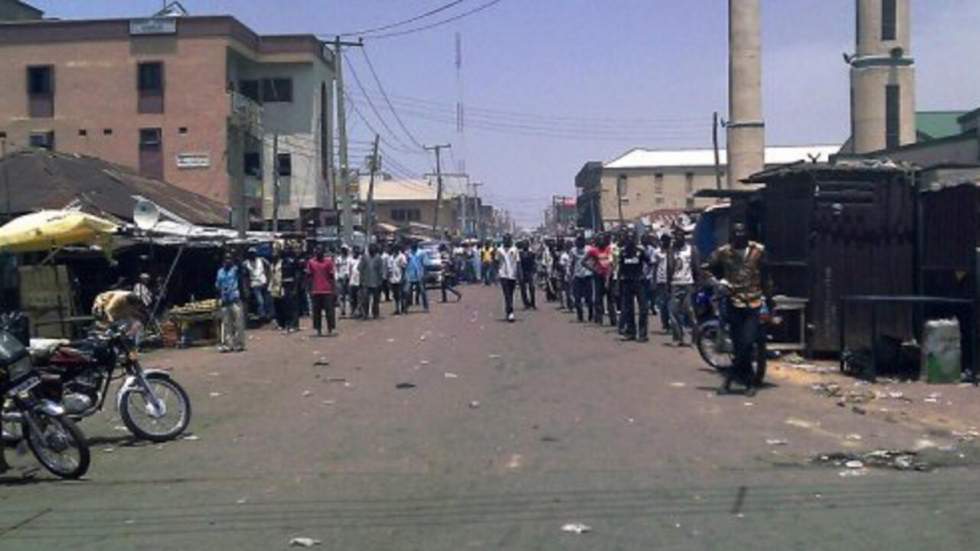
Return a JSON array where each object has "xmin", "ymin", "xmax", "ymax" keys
[
  {"xmin": 727, "ymin": 0, "xmax": 765, "ymax": 189},
  {"xmin": 851, "ymin": 0, "xmax": 915, "ymax": 154}
]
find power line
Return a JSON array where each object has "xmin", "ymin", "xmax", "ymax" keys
[
  {"xmin": 366, "ymin": 0, "xmax": 505, "ymax": 40},
  {"xmin": 361, "ymin": 47, "xmax": 426, "ymax": 150},
  {"xmin": 339, "ymin": 0, "xmax": 468, "ymax": 37},
  {"xmin": 343, "ymin": 53, "xmax": 415, "ymax": 152}
]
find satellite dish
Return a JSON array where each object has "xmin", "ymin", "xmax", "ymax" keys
[{"xmin": 134, "ymin": 199, "xmax": 160, "ymax": 230}]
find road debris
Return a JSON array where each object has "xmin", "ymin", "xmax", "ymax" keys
[
  {"xmin": 468, "ymin": 400, "xmax": 480, "ymax": 409},
  {"xmin": 444, "ymin": 372, "xmax": 459, "ymax": 379},
  {"xmin": 321, "ymin": 400, "xmax": 335, "ymax": 405},
  {"xmin": 182, "ymin": 434, "xmax": 200, "ymax": 441},
  {"xmin": 209, "ymin": 392, "xmax": 223, "ymax": 398},
  {"xmin": 103, "ymin": 447, "xmax": 115, "ymax": 453},
  {"xmin": 669, "ymin": 382, "xmax": 687, "ymax": 388},
  {"xmin": 302, "ymin": 390, "xmax": 313, "ymax": 397},
  {"xmin": 839, "ymin": 468, "xmax": 869, "ymax": 477},
  {"xmin": 488, "ymin": 354, "xmax": 501, "ymax": 359},
  {"xmin": 289, "ymin": 537, "xmax": 322, "ymax": 547},
  {"xmin": 561, "ymin": 523, "xmax": 592, "ymax": 534},
  {"xmin": 396, "ymin": 383, "xmax": 417, "ymax": 389},
  {"xmin": 765, "ymin": 439, "xmax": 788, "ymax": 446},
  {"xmin": 846, "ymin": 434, "xmax": 863, "ymax": 441},
  {"xmin": 419, "ymin": 360, "xmax": 431, "ymax": 366},
  {"xmin": 313, "ymin": 358, "xmax": 329, "ymax": 367},
  {"xmin": 326, "ymin": 377, "xmax": 347, "ymax": 384},
  {"xmin": 815, "ymin": 449, "xmax": 932, "ymax": 472}
]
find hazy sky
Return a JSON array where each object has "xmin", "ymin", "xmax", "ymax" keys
[{"xmin": 29, "ymin": 1, "xmax": 980, "ymax": 225}]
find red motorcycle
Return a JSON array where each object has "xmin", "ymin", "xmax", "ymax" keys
[{"xmin": 33, "ymin": 321, "xmax": 191, "ymax": 443}]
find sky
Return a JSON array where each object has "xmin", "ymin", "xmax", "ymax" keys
[{"xmin": 28, "ymin": 0, "xmax": 980, "ymax": 226}]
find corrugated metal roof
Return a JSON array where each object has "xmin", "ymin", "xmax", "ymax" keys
[
  {"xmin": 916, "ymin": 111, "xmax": 968, "ymax": 141},
  {"xmin": 604, "ymin": 145, "xmax": 841, "ymax": 170},
  {"xmin": 0, "ymin": 149, "xmax": 230, "ymax": 226}
]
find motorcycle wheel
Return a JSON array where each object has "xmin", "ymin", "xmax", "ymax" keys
[
  {"xmin": 25, "ymin": 413, "xmax": 90, "ymax": 479},
  {"xmin": 120, "ymin": 373, "xmax": 191, "ymax": 442},
  {"xmin": 696, "ymin": 321, "xmax": 733, "ymax": 371}
]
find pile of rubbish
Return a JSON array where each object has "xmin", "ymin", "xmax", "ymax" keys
[{"xmin": 813, "ymin": 449, "xmax": 931, "ymax": 472}]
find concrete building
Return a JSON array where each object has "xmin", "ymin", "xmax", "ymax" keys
[
  {"xmin": 847, "ymin": 0, "xmax": 916, "ymax": 154},
  {"xmin": 0, "ymin": 13, "xmax": 335, "ymax": 231},
  {"xmin": 0, "ymin": 0, "xmax": 42, "ymax": 22},
  {"xmin": 577, "ymin": 145, "xmax": 839, "ymax": 230},
  {"xmin": 356, "ymin": 176, "xmax": 461, "ymax": 237}
]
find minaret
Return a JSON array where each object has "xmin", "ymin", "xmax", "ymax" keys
[
  {"xmin": 727, "ymin": 0, "xmax": 765, "ymax": 189},
  {"xmin": 850, "ymin": 0, "xmax": 916, "ymax": 153}
]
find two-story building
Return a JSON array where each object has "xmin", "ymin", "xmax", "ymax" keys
[{"xmin": 0, "ymin": 10, "xmax": 334, "ymax": 231}]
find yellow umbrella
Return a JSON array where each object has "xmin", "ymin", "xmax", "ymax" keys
[{"xmin": 0, "ymin": 210, "xmax": 118, "ymax": 253}]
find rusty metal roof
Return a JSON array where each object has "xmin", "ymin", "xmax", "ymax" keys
[{"xmin": 0, "ymin": 149, "xmax": 230, "ymax": 226}]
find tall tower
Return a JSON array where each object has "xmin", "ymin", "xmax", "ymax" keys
[
  {"xmin": 850, "ymin": 0, "xmax": 916, "ymax": 154},
  {"xmin": 727, "ymin": 0, "xmax": 765, "ymax": 189}
]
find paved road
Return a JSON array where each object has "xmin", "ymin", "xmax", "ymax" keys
[{"xmin": 2, "ymin": 284, "xmax": 978, "ymax": 550}]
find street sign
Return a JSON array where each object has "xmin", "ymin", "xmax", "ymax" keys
[{"xmin": 129, "ymin": 18, "xmax": 177, "ymax": 35}]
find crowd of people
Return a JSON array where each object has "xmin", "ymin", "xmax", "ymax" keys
[{"xmin": 212, "ymin": 224, "xmax": 770, "ymax": 396}]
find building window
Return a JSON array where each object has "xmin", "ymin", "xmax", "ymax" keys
[
  {"xmin": 276, "ymin": 153, "xmax": 292, "ymax": 202},
  {"xmin": 243, "ymin": 152, "xmax": 262, "ymax": 177},
  {"xmin": 103, "ymin": 128, "xmax": 113, "ymax": 135},
  {"xmin": 685, "ymin": 172, "xmax": 694, "ymax": 194},
  {"xmin": 178, "ymin": 127, "xmax": 188, "ymax": 135},
  {"xmin": 262, "ymin": 78, "xmax": 293, "ymax": 103},
  {"xmin": 881, "ymin": 0, "xmax": 897, "ymax": 41},
  {"xmin": 391, "ymin": 208, "xmax": 421, "ymax": 222},
  {"xmin": 78, "ymin": 129, "xmax": 87, "ymax": 136},
  {"xmin": 239, "ymin": 80, "xmax": 261, "ymax": 103},
  {"xmin": 655, "ymin": 197, "xmax": 665, "ymax": 206},
  {"xmin": 654, "ymin": 173, "xmax": 664, "ymax": 194},
  {"xmin": 137, "ymin": 62, "xmax": 164, "ymax": 114},
  {"xmin": 26, "ymin": 66, "xmax": 54, "ymax": 118},
  {"xmin": 138, "ymin": 128, "xmax": 163, "ymax": 180},
  {"xmin": 616, "ymin": 174, "xmax": 628, "ymax": 198},
  {"xmin": 29, "ymin": 131, "xmax": 54, "ymax": 150},
  {"xmin": 276, "ymin": 153, "xmax": 292, "ymax": 177},
  {"xmin": 885, "ymin": 84, "xmax": 900, "ymax": 149}
]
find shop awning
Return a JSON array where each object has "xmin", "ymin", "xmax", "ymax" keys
[{"xmin": 0, "ymin": 210, "xmax": 117, "ymax": 253}]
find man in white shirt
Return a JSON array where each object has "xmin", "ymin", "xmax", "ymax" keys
[
  {"xmin": 388, "ymin": 244, "xmax": 406, "ymax": 315},
  {"xmin": 652, "ymin": 234, "xmax": 672, "ymax": 333},
  {"xmin": 495, "ymin": 234, "xmax": 521, "ymax": 322},
  {"xmin": 380, "ymin": 248, "xmax": 392, "ymax": 303},
  {"xmin": 243, "ymin": 247, "xmax": 273, "ymax": 322},
  {"xmin": 335, "ymin": 246, "xmax": 352, "ymax": 317},
  {"xmin": 668, "ymin": 230, "xmax": 698, "ymax": 346}
]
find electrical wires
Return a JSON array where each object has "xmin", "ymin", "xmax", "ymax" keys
[
  {"xmin": 365, "ymin": 0, "xmax": 505, "ymax": 40},
  {"xmin": 361, "ymin": 47, "xmax": 426, "ymax": 150},
  {"xmin": 339, "ymin": 0, "xmax": 467, "ymax": 38}
]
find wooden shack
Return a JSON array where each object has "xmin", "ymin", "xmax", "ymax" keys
[{"xmin": 746, "ymin": 162, "xmax": 916, "ymax": 353}]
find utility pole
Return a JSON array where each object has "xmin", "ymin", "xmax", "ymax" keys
[
  {"xmin": 333, "ymin": 36, "xmax": 363, "ymax": 245},
  {"xmin": 471, "ymin": 181, "xmax": 483, "ymax": 240},
  {"xmin": 459, "ymin": 178, "xmax": 468, "ymax": 238},
  {"xmin": 271, "ymin": 133, "xmax": 280, "ymax": 232},
  {"xmin": 365, "ymin": 134, "xmax": 380, "ymax": 245},
  {"xmin": 1, "ymin": 137, "xmax": 9, "ymax": 222},
  {"xmin": 712, "ymin": 112, "xmax": 723, "ymax": 190},
  {"xmin": 616, "ymin": 174, "xmax": 626, "ymax": 228},
  {"xmin": 425, "ymin": 144, "xmax": 451, "ymax": 236}
]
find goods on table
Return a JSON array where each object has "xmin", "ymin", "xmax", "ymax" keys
[{"xmin": 169, "ymin": 299, "xmax": 219, "ymax": 316}]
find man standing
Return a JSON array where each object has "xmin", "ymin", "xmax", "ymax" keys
[
  {"xmin": 667, "ymin": 229, "xmax": 697, "ymax": 347},
  {"xmin": 518, "ymin": 240, "xmax": 537, "ymax": 310},
  {"xmin": 618, "ymin": 233, "xmax": 651, "ymax": 342},
  {"xmin": 335, "ymin": 246, "xmax": 352, "ymax": 317},
  {"xmin": 653, "ymin": 233, "xmax": 672, "ymax": 333},
  {"xmin": 481, "ymin": 242, "xmax": 496, "ymax": 285},
  {"xmin": 585, "ymin": 234, "xmax": 616, "ymax": 327},
  {"xmin": 388, "ymin": 244, "xmax": 406, "ymax": 315},
  {"xmin": 306, "ymin": 246, "xmax": 336, "ymax": 336},
  {"xmin": 380, "ymin": 246, "xmax": 392, "ymax": 303},
  {"xmin": 404, "ymin": 242, "xmax": 428, "ymax": 313},
  {"xmin": 243, "ymin": 248, "xmax": 273, "ymax": 323},
  {"xmin": 439, "ymin": 244, "xmax": 463, "ymax": 303},
  {"xmin": 703, "ymin": 223, "xmax": 771, "ymax": 397},
  {"xmin": 349, "ymin": 246, "xmax": 363, "ymax": 318},
  {"xmin": 496, "ymin": 234, "xmax": 521, "ymax": 322},
  {"xmin": 570, "ymin": 235, "xmax": 593, "ymax": 322},
  {"xmin": 216, "ymin": 252, "xmax": 246, "ymax": 352},
  {"xmin": 359, "ymin": 244, "xmax": 385, "ymax": 320}
]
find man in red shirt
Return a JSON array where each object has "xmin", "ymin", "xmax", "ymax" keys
[
  {"xmin": 585, "ymin": 234, "xmax": 617, "ymax": 327},
  {"xmin": 306, "ymin": 246, "xmax": 336, "ymax": 336}
]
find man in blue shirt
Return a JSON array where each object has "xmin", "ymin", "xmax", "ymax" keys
[
  {"xmin": 215, "ymin": 252, "xmax": 245, "ymax": 352},
  {"xmin": 403, "ymin": 242, "xmax": 428, "ymax": 313}
]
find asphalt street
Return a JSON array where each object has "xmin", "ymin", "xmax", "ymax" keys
[{"xmin": 2, "ymin": 284, "xmax": 979, "ymax": 550}]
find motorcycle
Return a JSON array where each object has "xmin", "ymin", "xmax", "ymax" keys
[
  {"xmin": 32, "ymin": 320, "xmax": 191, "ymax": 443},
  {"xmin": 1, "ymin": 329, "xmax": 90, "ymax": 479},
  {"xmin": 693, "ymin": 282, "xmax": 768, "ymax": 386}
]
